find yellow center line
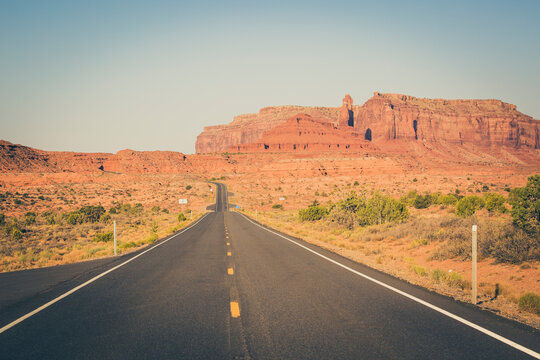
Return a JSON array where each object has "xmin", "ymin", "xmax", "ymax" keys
[
  {"xmin": 227, "ymin": 252, "xmax": 231, "ymax": 256},
  {"xmin": 226, "ymin": 242, "xmax": 230, "ymax": 246},
  {"xmin": 227, "ymin": 267, "xmax": 234, "ymax": 275},
  {"xmin": 230, "ymin": 302, "xmax": 240, "ymax": 318}
]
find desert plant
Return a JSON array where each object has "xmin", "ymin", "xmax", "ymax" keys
[
  {"xmin": 272, "ymin": 204, "xmax": 283, "ymax": 210},
  {"xmin": 456, "ymin": 196, "xmax": 485, "ymax": 217},
  {"xmin": 357, "ymin": 193, "xmax": 408, "ymax": 226},
  {"xmin": 186, "ymin": 185, "xmax": 192, "ymax": 190},
  {"xmin": 299, "ymin": 201, "xmax": 328, "ymax": 221},
  {"xmin": 23, "ymin": 212, "xmax": 37, "ymax": 226},
  {"xmin": 178, "ymin": 213, "xmax": 187, "ymax": 222},
  {"xmin": 413, "ymin": 194, "xmax": 432, "ymax": 209},
  {"xmin": 517, "ymin": 292, "xmax": 540, "ymax": 315},
  {"xmin": 93, "ymin": 232, "xmax": 114, "ymax": 242},
  {"xmin": 0, "ymin": 213, "xmax": 5, "ymax": 226},
  {"xmin": 509, "ymin": 175, "xmax": 539, "ymax": 236},
  {"xmin": 431, "ymin": 269, "xmax": 447, "ymax": 282},
  {"xmin": 438, "ymin": 194, "xmax": 459, "ymax": 206},
  {"xmin": 483, "ymin": 193, "xmax": 507, "ymax": 214}
]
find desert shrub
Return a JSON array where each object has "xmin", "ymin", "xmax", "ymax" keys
[
  {"xmin": 78, "ymin": 205, "xmax": 106, "ymax": 223},
  {"xmin": 150, "ymin": 221, "xmax": 158, "ymax": 233},
  {"xmin": 431, "ymin": 269, "xmax": 447, "ymax": 282},
  {"xmin": 354, "ymin": 181, "xmax": 359, "ymax": 186},
  {"xmin": 517, "ymin": 293, "xmax": 540, "ymax": 315},
  {"xmin": 42, "ymin": 211, "xmax": 57, "ymax": 225},
  {"xmin": 328, "ymin": 206, "xmax": 357, "ymax": 230},
  {"xmin": 432, "ymin": 217, "xmax": 539, "ymax": 263},
  {"xmin": 93, "ymin": 232, "xmax": 114, "ymax": 242},
  {"xmin": 272, "ymin": 204, "xmax": 283, "ymax": 210},
  {"xmin": 178, "ymin": 213, "xmax": 187, "ymax": 222},
  {"xmin": 11, "ymin": 228, "xmax": 22, "ymax": 241},
  {"xmin": 66, "ymin": 212, "xmax": 80, "ymax": 225},
  {"xmin": 24, "ymin": 212, "xmax": 37, "ymax": 226},
  {"xmin": 119, "ymin": 241, "xmax": 137, "ymax": 249},
  {"xmin": 439, "ymin": 194, "xmax": 459, "ymax": 206},
  {"xmin": 446, "ymin": 271, "xmax": 468, "ymax": 289},
  {"xmin": 357, "ymin": 193, "xmax": 408, "ymax": 226},
  {"xmin": 483, "ymin": 193, "xmax": 507, "ymax": 214},
  {"xmin": 456, "ymin": 196, "xmax": 485, "ymax": 217},
  {"xmin": 486, "ymin": 225, "xmax": 539, "ymax": 263},
  {"xmin": 186, "ymin": 185, "xmax": 192, "ymax": 190},
  {"xmin": 131, "ymin": 203, "xmax": 144, "ymax": 215},
  {"xmin": 400, "ymin": 190, "xmax": 418, "ymax": 205},
  {"xmin": 413, "ymin": 194, "xmax": 432, "ymax": 209},
  {"xmin": 412, "ymin": 265, "xmax": 427, "ymax": 276},
  {"xmin": 299, "ymin": 201, "xmax": 328, "ymax": 221},
  {"xmin": 0, "ymin": 213, "xmax": 5, "ymax": 226},
  {"xmin": 162, "ymin": 208, "xmax": 169, "ymax": 214},
  {"xmin": 151, "ymin": 206, "xmax": 160, "ymax": 213},
  {"xmin": 509, "ymin": 175, "xmax": 539, "ymax": 236}
]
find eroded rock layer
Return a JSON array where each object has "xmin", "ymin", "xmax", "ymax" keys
[{"xmin": 196, "ymin": 92, "xmax": 539, "ymax": 153}]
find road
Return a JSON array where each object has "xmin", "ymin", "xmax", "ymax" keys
[{"xmin": 0, "ymin": 183, "xmax": 538, "ymax": 359}]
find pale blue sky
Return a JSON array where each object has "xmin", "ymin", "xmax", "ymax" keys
[{"xmin": 1, "ymin": 0, "xmax": 539, "ymax": 154}]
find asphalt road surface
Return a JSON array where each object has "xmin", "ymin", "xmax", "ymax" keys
[{"xmin": 1, "ymin": 183, "xmax": 539, "ymax": 359}]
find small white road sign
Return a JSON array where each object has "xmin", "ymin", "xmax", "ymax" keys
[{"xmin": 178, "ymin": 199, "xmax": 188, "ymax": 204}]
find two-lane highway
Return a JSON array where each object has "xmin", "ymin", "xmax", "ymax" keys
[{"xmin": 1, "ymin": 183, "xmax": 539, "ymax": 359}]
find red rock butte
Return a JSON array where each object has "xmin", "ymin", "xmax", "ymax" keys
[{"xmin": 196, "ymin": 92, "xmax": 540, "ymax": 154}]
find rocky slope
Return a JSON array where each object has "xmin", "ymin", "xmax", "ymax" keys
[{"xmin": 196, "ymin": 92, "xmax": 540, "ymax": 153}]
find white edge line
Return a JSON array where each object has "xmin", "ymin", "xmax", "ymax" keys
[
  {"xmin": 238, "ymin": 212, "xmax": 540, "ymax": 359},
  {"xmin": 0, "ymin": 213, "xmax": 210, "ymax": 334}
]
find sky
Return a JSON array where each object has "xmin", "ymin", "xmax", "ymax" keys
[{"xmin": 1, "ymin": 0, "xmax": 539, "ymax": 154}]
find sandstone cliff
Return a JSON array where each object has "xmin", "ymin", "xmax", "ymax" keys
[
  {"xmin": 196, "ymin": 106, "xmax": 340, "ymax": 153},
  {"xmin": 231, "ymin": 113, "xmax": 371, "ymax": 152},
  {"xmin": 355, "ymin": 92, "xmax": 539, "ymax": 149},
  {"xmin": 195, "ymin": 92, "xmax": 540, "ymax": 153}
]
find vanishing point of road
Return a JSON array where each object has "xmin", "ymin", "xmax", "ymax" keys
[{"xmin": 0, "ymin": 183, "xmax": 539, "ymax": 359}]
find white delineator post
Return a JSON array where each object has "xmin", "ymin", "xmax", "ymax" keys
[
  {"xmin": 114, "ymin": 220, "xmax": 117, "ymax": 256},
  {"xmin": 472, "ymin": 224, "xmax": 477, "ymax": 304}
]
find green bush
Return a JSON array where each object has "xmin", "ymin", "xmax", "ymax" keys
[
  {"xmin": 413, "ymin": 194, "xmax": 432, "ymax": 209},
  {"xmin": 93, "ymin": 232, "xmax": 114, "ymax": 242},
  {"xmin": 151, "ymin": 206, "xmax": 160, "ymax": 213},
  {"xmin": 483, "ymin": 193, "xmax": 507, "ymax": 213},
  {"xmin": 299, "ymin": 201, "xmax": 328, "ymax": 221},
  {"xmin": 11, "ymin": 228, "xmax": 22, "ymax": 241},
  {"xmin": 412, "ymin": 265, "xmax": 427, "ymax": 276},
  {"xmin": 186, "ymin": 185, "xmax": 192, "ymax": 190},
  {"xmin": 272, "ymin": 204, "xmax": 283, "ymax": 210},
  {"xmin": 78, "ymin": 205, "xmax": 106, "ymax": 223},
  {"xmin": 446, "ymin": 271, "xmax": 468, "ymax": 289},
  {"xmin": 517, "ymin": 292, "xmax": 540, "ymax": 315},
  {"xmin": 431, "ymin": 269, "xmax": 447, "ymax": 282},
  {"xmin": 438, "ymin": 194, "xmax": 459, "ymax": 206},
  {"xmin": 178, "ymin": 213, "xmax": 187, "ymax": 222},
  {"xmin": 456, "ymin": 196, "xmax": 485, "ymax": 217},
  {"xmin": 0, "ymin": 213, "xmax": 5, "ymax": 226},
  {"xmin": 509, "ymin": 175, "xmax": 539, "ymax": 236},
  {"xmin": 357, "ymin": 193, "xmax": 408, "ymax": 226},
  {"xmin": 24, "ymin": 212, "xmax": 37, "ymax": 226},
  {"xmin": 66, "ymin": 212, "xmax": 80, "ymax": 225}
]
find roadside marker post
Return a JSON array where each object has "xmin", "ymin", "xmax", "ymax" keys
[
  {"xmin": 472, "ymin": 225, "xmax": 477, "ymax": 304},
  {"xmin": 114, "ymin": 220, "xmax": 117, "ymax": 256}
]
